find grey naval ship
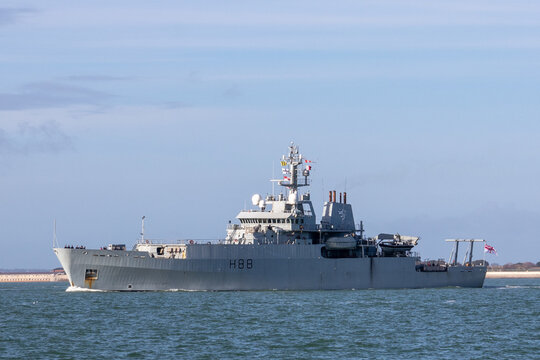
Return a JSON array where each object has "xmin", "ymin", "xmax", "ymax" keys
[{"xmin": 54, "ymin": 143, "xmax": 487, "ymax": 291}]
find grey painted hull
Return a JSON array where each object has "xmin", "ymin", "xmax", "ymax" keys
[{"xmin": 54, "ymin": 245, "xmax": 486, "ymax": 291}]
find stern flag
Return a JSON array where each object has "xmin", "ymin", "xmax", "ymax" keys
[{"xmin": 484, "ymin": 244, "xmax": 497, "ymax": 255}]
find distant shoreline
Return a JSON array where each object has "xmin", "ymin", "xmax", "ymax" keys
[
  {"xmin": 0, "ymin": 272, "xmax": 68, "ymax": 283},
  {"xmin": 486, "ymin": 271, "xmax": 540, "ymax": 279},
  {"xmin": 1, "ymin": 271, "xmax": 539, "ymax": 282}
]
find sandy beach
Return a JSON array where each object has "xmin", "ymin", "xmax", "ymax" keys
[{"xmin": 486, "ymin": 271, "xmax": 540, "ymax": 279}]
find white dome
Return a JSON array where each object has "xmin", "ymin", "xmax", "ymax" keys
[{"xmin": 251, "ymin": 194, "xmax": 262, "ymax": 206}]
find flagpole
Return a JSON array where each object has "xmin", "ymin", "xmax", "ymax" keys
[{"xmin": 483, "ymin": 240, "xmax": 486, "ymax": 265}]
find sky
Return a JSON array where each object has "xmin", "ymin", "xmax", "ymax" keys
[{"xmin": 1, "ymin": 0, "xmax": 539, "ymax": 269}]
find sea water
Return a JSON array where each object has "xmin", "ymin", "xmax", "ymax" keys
[{"xmin": 0, "ymin": 279, "xmax": 538, "ymax": 359}]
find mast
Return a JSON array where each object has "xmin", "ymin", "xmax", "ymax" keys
[
  {"xmin": 359, "ymin": 220, "xmax": 365, "ymax": 239},
  {"xmin": 276, "ymin": 142, "xmax": 311, "ymax": 201},
  {"xmin": 270, "ymin": 142, "xmax": 311, "ymax": 202}
]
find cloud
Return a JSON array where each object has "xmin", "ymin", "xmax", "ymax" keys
[
  {"xmin": 0, "ymin": 121, "xmax": 73, "ymax": 155},
  {"xmin": 0, "ymin": 82, "xmax": 113, "ymax": 111},
  {"xmin": 0, "ymin": 8, "xmax": 35, "ymax": 26},
  {"xmin": 161, "ymin": 101, "xmax": 192, "ymax": 109},
  {"xmin": 222, "ymin": 84, "xmax": 242, "ymax": 99},
  {"xmin": 29, "ymin": 1, "xmax": 540, "ymax": 28},
  {"xmin": 59, "ymin": 75, "xmax": 133, "ymax": 82}
]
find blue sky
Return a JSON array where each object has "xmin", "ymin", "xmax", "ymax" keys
[{"xmin": 1, "ymin": 1, "xmax": 539, "ymax": 268}]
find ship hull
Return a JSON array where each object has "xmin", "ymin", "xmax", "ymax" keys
[{"xmin": 54, "ymin": 245, "xmax": 486, "ymax": 291}]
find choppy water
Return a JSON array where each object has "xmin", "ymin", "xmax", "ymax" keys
[{"xmin": 1, "ymin": 279, "xmax": 538, "ymax": 359}]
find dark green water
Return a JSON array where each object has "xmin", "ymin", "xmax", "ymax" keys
[{"xmin": 1, "ymin": 279, "xmax": 538, "ymax": 359}]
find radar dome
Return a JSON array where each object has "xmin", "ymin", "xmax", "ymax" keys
[{"xmin": 251, "ymin": 194, "xmax": 262, "ymax": 206}]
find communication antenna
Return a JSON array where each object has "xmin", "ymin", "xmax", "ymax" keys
[
  {"xmin": 272, "ymin": 161, "xmax": 275, "ymax": 197},
  {"xmin": 141, "ymin": 216, "xmax": 145, "ymax": 242}
]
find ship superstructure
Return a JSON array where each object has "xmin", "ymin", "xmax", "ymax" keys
[
  {"xmin": 226, "ymin": 143, "xmax": 358, "ymax": 249},
  {"xmin": 54, "ymin": 143, "xmax": 487, "ymax": 291}
]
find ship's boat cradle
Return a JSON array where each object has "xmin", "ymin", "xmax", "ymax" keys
[{"xmin": 55, "ymin": 245, "xmax": 486, "ymax": 291}]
